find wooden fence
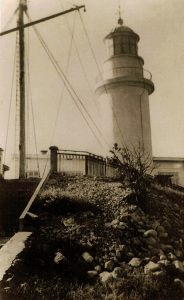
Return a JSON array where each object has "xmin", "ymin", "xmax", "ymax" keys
[{"xmin": 50, "ymin": 147, "xmax": 117, "ymax": 177}]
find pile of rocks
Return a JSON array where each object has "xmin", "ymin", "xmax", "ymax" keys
[
  {"xmin": 43, "ymin": 177, "xmax": 184, "ymax": 289},
  {"xmin": 2, "ymin": 176, "xmax": 184, "ymax": 299}
]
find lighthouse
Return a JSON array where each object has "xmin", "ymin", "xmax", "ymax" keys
[{"xmin": 95, "ymin": 16, "xmax": 154, "ymax": 156}]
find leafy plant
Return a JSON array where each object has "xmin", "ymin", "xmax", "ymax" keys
[{"xmin": 108, "ymin": 143, "xmax": 155, "ymax": 211}]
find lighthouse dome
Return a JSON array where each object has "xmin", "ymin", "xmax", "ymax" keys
[
  {"xmin": 105, "ymin": 25, "xmax": 140, "ymax": 42},
  {"xmin": 112, "ymin": 25, "xmax": 135, "ymax": 34}
]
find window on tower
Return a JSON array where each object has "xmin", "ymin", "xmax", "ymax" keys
[{"xmin": 113, "ymin": 35, "xmax": 138, "ymax": 55}]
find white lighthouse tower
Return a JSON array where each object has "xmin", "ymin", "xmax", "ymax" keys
[{"xmin": 95, "ymin": 16, "xmax": 154, "ymax": 156}]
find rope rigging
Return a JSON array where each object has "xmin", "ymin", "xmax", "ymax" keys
[
  {"xmin": 26, "ymin": 11, "xmax": 111, "ymax": 155},
  {"xmin": 0, "ymin": 7, "xmax": 18, "ymax": 41},
  {"xmin": 59, "ymin": 1, "xmax": 99, "ymax": 115},
  {"xmin": 49, "ymin": 10, "xmax": 77, "ymax": 147},
  {"xmin": 3, "ymin": 33, "xmax": 17, "ymax": 166},
  {"xmin": 24, "ymin": 26, "xmax": 40, "ymax": 176},
  {"xmin": 38, "ymin": 10, "xmax": 78, "ymax": 176}
]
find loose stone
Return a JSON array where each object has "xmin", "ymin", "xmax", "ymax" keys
[
  {"xmin": 99, "ymin": 271, "xmax": 113, "ymax": 284},
  {"xmin": 116, "ymin": 250, "xmax": 121, "ymax": 259},
  {"xmin": 54, "ymin": 252, "xmax": 67, "ymax": 264},
  {"xmin": 160, "ymin": 254, "xmax": 167, "ymax": 261},
  {"xmin": 143, "ymin": 230, "xmax": 157, "ymax": 238},
  {"xmin": 167, "ymin": 252, "xmax": 177, "ymax": 261},
  {"xmin": 144, "ymin": 261, "xmax": 161, "ymax": 274},
  {"xmin": 146, "ymin": 237, "xmax": 157, "ymax": 246},
  {"xmin": 156, "ymin": 226, "xmax": 165, "ymax": 235},
  {"xmin": 128, "ymin": 257, "xmax": 142, "ymax": 267},
  {"xmin": 172, "ymin": 260, "xmax": 184, "ymax": 273},
  {"xmin": 105, "ymin": 260, "xmax": 114, "ymax": 271},
  {"xmin": 112, "ymin": 267, "xmax": 124, "ymax": 279},
  {"xmin": 82, "ymin": 252, "xmax": 94, "ymax": 263},
  {"xmin": 94, "ymin": 265, "xmax": 102, "ymax": 273},
  {"xmin": 174, "ymin": 278, "xmax": 184, "ymax": 288},
  {"xmin": 87, "ymin": 270, "xmax": 98, "ymax": 279}
]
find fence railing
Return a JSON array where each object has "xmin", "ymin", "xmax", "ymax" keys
[
  {"xmin": 96, "ymin": 66, "xmax": 152, "ymax": 84},
  {"xmin": 50, "ymin": 147, "xmax": 117, "ymax": 178}
]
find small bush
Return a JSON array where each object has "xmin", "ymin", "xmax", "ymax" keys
[{"xmin": 108, "ymin": 143, "xmax": 154, "ymax": 211}]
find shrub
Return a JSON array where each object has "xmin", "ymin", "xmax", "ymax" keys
[{"xmin": 108, "ymin": 143, "xmax": 155, "ymax": 211}]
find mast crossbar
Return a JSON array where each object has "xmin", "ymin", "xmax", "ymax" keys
[{"xmin": 0, "ymin": 6, "xmax": 85, "ymax": 37}]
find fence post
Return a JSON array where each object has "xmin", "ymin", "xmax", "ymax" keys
[{"xmin": 49, "ymin": 146, "xmax": 58, "ymax": 172}]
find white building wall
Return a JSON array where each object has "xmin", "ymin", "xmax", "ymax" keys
[
  {"xmin": 97, "ymin": 85, "xmax": 152, "ymax": 155},
  {"xmin": 153, "ymin": 159, "xmax": 184, "ymax": 187}
]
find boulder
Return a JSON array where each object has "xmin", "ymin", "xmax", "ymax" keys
[
  {"xmin": 82, "ymin": 252, "xmax": 94, "ymax": 263},
  {"xmin": 116, "ymin": 225, "xmax": 126, "ymax": 230},
  {"xmin": 6, "ymin": 276, "xmax": 14, "ymax": 283},
  {"xmin": 174, "ymin": 249, "xmax": 183, "ymax": 259},
  {"xmin": 160, "ymin": 254, "xmax": 167, "ymax": 261},
  {"xmin": 120, "ymin": 213, "xmax": 130, "ymax": 223},
  {"xmin": 167, "ymin": 252, "xmax": 177, "ymax": 261},
  {"xmin": 151, "ymin": 256, "xmax": 159, "ymax": 263},
  {"xmin": 150, "ymin": 220, "xmax": 160, "ymax": 230},
  {"xmin": 144, "ymin": 261, "xmax": 161, "ymax": 274},
  {"xmin": 131, "ymin": 212, "xmax": 141, "ymax": 223},
  {"xmin": 146, "ymin": 237, "xmax": 157, "ymax": 246},
  {"xmin": 94, "ymin": 265, "xmax": 102, "ymax": 273},
  {"xmin": 116, "ymin": 250, "xmax": 121, "ymax": 259},
  {"xmin": 63, "ymin": 217, "xmax": 75, "ymax": 227},
  {"xmin": 54, "ymin": 252, "xmax": 67, "ymax": 264},
  {"xmin": 161, "ymin": 220, "xmax": 171, "ymax": 230},
  {"xmin": 144, "ymin": 230, "xmax": 157, "ymax": 238},
  {"xmin": 105, "ymin": 260, "xmax": 114, "ymax": 271},
  {"xmin": 126, "ymin": 252, "xmax": 134, "ymax": 259},
  {"xmin": 119, "ymin": 245, "xmax": 126, "ymax": 251},
  {"xmin": 156, "ymin": 226, "xmax": 165, "ymax": 235},
  {"xmin": 160, "ymin": 244, "xmax": 173, "ymax": 252},
  {"xmin": 99, "ymin": 271, "xmax": 113, "ymax": 284},
  {"xmin": 119, "ymin": 222, "xmax": 127, "ymax": 227},
  {"xmin": 112, "ymin": 267, "xmax": 124, "ymax": 279},
  {"xmin": 158, "ymin": 259, "xmax": 171, "ymax": 267},
  {"xmin": 105, "ymin": 223, "xmax": 112, "ymax": 229},
  {"xmin": 111, "ymin": 219, "xmax": 119, "ymax": 226},
  {"xmin": 174, "ymin": 278, "xmax": 184, "ymax": 289},
  {"xmin": 128, "ymin": 258, "xmax": 142, "ymax": 267},
  {"xmin": 152, "ymin": 270, "xmax": 166, "ymax": 278},
  {"xmin": 173, "ymin": 260, "xmax": 184, "ymax": 273},
  {"xmin": 87, "ymin": 270, "xmax": 98, "ymax": 279},
  {"xmin": 149, "ymin": 247, "xmax": 159, "ymax": 256},
  {"xmin": 159, "ymin": 233, "xmax": 168, "ymax": 239}
]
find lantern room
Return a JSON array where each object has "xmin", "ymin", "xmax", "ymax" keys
[{"xmin": 105, "ymin": 17, "xmax": 140, "ymax": 58}]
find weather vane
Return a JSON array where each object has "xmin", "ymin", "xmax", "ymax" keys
[{"xmin": 117, "ymin": 0, "xmax": 123, "ymax": 26}]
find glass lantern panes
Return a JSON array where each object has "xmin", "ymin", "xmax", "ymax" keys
[{"xmin": 113, "ymin": 35, "xmax": 138, "ymax": 55}]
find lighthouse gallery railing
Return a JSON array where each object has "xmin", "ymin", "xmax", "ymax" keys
[{"xmin": 96, "ymin": 66, "xmax": 152, "ymax": 84}]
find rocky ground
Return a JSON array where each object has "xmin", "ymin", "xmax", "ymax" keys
[{"xmin": 1, "ymin": 174, "xmax": 184, "ymax": 300}]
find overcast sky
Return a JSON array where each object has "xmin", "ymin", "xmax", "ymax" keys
[{"xmin": 0, "ymin": 0, "xmax": 184, "ymax": 168}]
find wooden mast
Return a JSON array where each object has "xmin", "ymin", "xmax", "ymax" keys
[
  {"xmin": 0, "ymin": 2, "xmax": 85, "ymax": 179},
  {"xmin": 18, "ymin": 0, "xmax": 27, "ymax": 179}
]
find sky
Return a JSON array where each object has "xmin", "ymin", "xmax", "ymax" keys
[{"xmin": 0, "ymin": 0, "xmax": 184, "ymax": 172}]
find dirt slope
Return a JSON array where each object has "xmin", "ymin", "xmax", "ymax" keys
[{"xmin": 1, "ymin": 174, "xmax": 184, "ymax": 300}]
